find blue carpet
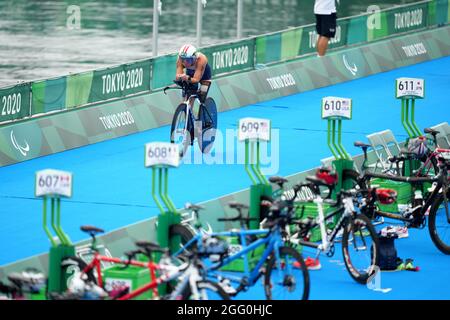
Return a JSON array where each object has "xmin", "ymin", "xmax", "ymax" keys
[{"xmin": 1, "ymin": 56, "xmax": 449, "ymax": 299}]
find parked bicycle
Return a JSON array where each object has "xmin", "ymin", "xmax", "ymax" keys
[
  {"xmin": 164, "ymin": 80, "xmax": 217, "ymax": 158},
  {"xmin": 55, "ymin": 226, "xmax": 226, "ymax": 300},
  {"xmin": 283, "ymin": 168, "xmax": 380, "ymax": 284},
  {"xmin": 171, "ymin": 200, "xmax": 310, "ymax": 300},
  {"xmin": 0, "ymin": 268, "xmax": 46, "ymax": 300},
  {"xmin": 343, "ymin": 142, "xmax": 450, "ymax": 254}
]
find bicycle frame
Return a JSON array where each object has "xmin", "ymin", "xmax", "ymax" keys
[
  {"xmin": 416, "ymin": 148, "xmax": 450, "ymax": 177},
  {"xmin": 362, "ymin": 165, "xmax": 449, "ymax": 224},
  {"xmin": 174, "ymin": 227, "xmax": 287, "ymax": 290},
  {"xmin": 81, "ymin": 251, "xmax": 160, "ymax": 298},
  {"xmin": 291, "ymin": 197, "xmax": 354, "ymax": 253}
]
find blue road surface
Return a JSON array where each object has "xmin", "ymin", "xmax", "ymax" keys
[{"xmin": 1, "ymin": 56, "xmax": 449, "ymax": 299}]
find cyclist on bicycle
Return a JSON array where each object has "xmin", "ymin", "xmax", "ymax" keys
[{"xmin": 175, "ymin": 44, "xmax": 212, "ymax": 104}]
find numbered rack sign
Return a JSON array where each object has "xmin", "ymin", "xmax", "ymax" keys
[
  {"xmin": 35, "ymin": 169, "xmax": 73, "ymax": 198},
  {"xmin": 145, "ymin": 142, "xmax": 179, "ymax": 168},
  {"xmin": 396, "ymin": 78, "xmax": 424, "ymax": 99},
  {"xmin": 321, "ymin": 97, "xmax": 352, "ymax": 120},
  {"xmin": 238, "ymin": 118, "xmax": 271, "ymax": 141}
]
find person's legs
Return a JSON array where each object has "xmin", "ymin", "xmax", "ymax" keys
[
  {"xmin": 315, "ymin": 13, "xmax": 336, "ymax": 57},
  {"xmin": 316, "ymin": 36, "xmax": 330, "ymax": 57}
]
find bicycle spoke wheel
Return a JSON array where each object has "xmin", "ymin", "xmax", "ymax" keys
[
  {"xmin": 170, "ymin": 103, "xmax": 191, "ymax": 158},
  {"xmin": 429, "ymin": 193, "xmax": 450, "ymax": 254},
  {"xmin": 342, "ymin": 214, "xmax": 379, "ymax": 284},
  {"xmin": 264, "ymin": 246, "xmax": 309, "ymax": 300},
  {"xmin": 197, "ymin": 97, "xmax": 217, "ymax": 154}
]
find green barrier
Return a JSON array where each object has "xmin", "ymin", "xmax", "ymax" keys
[
  {"xmin": 66, "ymin": 71, "xmax": 94, "ymax": 109},
  {"xmin": 151, "ymin": 54, "xmax": 178, "ymax": 90},
  {"xmin": 103, "ymin": 265, "xmax": 154, "ymax": 300},
  {"xmin": 432, "ymin": 0, "xmax": 450, "ymax": 25},
  {"xmin": 347, "ymin": 15, "xmax": 368, "ymax": 45},
  {"xmin": 88, "ymin": 59, "xmax": 151, "ymax": 103},
  {"xmin": 369, "ymin": 1, "xmax": 430, "ymax": 42},
  {"xmin": 32, "ymin": 77, "xmax": 67, "ymax": 115},
  {"xmin": 202, "ymin": 38, "xmax": 255, "ymax": 76},
  {"xmin": 0, "ymin": 83, "xmax": 31, "ymax": 123},
  {"xmin": 256, "ymin": 32, "xmax": 282, "ymax": 64}
]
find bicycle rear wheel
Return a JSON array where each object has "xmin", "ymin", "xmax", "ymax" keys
[
  {"xmin": 342, "ymin": 214, "xmax": 379, "ymax": 284},
  {"xmin": 169, "ymin": 224, "xmax": 196, "ymax": 254},
  {"xmin": 428, "ymin": 192, "xmax": 450, "ymax": 254},
  {"xmin": 197, "ymin": 97, "xmax": 217, "ymax": 154},
  {"xmin": 171, "ymin": 103, "xmax": 193, "ymax": 158},
  {"xmin": 264, "ymin": 246, "xmax": 309, "ymax": 300}
]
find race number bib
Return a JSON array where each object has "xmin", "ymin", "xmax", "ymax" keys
[
  {"xmin": 145, "ymin": 142, "xmax": 179, "ymax": 167},
  {"xmin": 35, "ymin": 169, "xmax": 73, "ymax": 198},
  {"xmin": 396, "ymin": 78, "xmax": 424, "ymax": 99},
  {"xmin": 321, "ymin": 97, "xmax": 352, "ymax": 120},
  {"xmin": 238, "ymin": 118, "xmax": 271, "ymax": 141}
]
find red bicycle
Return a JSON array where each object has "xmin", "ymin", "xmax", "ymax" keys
[
  {"xmin": 57, "ymin": 226, "xmax": 167, "ymax": 300},
  {"xmin": 56, "ymin": 225, "xmax": 227, "ymax": 300}
]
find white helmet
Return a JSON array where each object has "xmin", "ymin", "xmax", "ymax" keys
[{"xmin": 178, "ymin": 44, "xmax": 197, "ymax": 63}]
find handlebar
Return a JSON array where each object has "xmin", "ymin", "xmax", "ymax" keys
[{"xmin": 163, "ymin": 79, "xmax": 195, "ymax": 95}]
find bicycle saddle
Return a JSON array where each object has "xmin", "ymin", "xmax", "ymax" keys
[
  {"xmin": 269, "ymin": 176, "xmax": 289, "ymax": 186},
  {"xmin": 135, "ymin": 240, "xmax": 163, "ymax": 252},
  {"xmin": 228, "ymin": 201, "xmax": 249, "ymax": 210},
  {"xmin": 7, "ymin": 273, "xmax": 35, "ymax": 287},
  {"xmin": 185, "ymin": 202, "xmax": 205, "ymax": 211},
  {"xmin": 354, "ymin": 141, "xmax": 371, "ymax": 148},
  {"xmin": 80, "ymin": 225, "xmax": 105, "ymax": 235},
  {"xmin": 424, "ymin": 127, "xmax": 439, "ymax": 136}
]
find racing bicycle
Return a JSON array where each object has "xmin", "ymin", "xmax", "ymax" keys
[{"xmin": 164, "ymin": 80, "xmax": 217, "ymax": 158}]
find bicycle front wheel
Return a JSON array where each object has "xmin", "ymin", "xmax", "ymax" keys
[
  {"xmin": 342, "ymin": 214, "xmax": 379, "ymax": 284},
  {"xmin": 428, "ymin": 192, "xmax": 450, "ymax": 254},
  {"xmin": 264, "ymin": 246, "xmax": 309, "ymax": 300},
  {"xmin": 170, "ymin": 103, "xmax": 192, "ymax": 158},
  {"xmin": 169, "ymin": 223, "xmax": 196, "ymax": 254}
]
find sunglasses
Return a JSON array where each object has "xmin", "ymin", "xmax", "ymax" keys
[{"xmin": 181, "ymin": 57, "xmax": 195, "ymax": 64}]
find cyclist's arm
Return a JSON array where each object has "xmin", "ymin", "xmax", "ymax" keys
[
  {"xmin": 175, "ymin": 58, "xmax": 185, "ymax": 81},
  {"xmin": 190, "ymin": 55, "xmax": 207, "ymax": 84}
]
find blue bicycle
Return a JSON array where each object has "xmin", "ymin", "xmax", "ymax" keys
[{"xmin": 171, "ymin": 199, "xmax": 310, "ymax": 300}]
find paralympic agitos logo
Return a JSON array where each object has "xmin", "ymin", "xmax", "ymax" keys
[{"xmin": 10, "ymin": 129, "xmax": 30, "ymax": 156}]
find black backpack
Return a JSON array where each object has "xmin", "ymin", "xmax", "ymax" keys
[{"xmin": 378, "ymin": 233, "xmax": 399, "ymax": 271}]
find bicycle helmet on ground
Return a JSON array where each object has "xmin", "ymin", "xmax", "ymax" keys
[
  {"xmin": 375, "ymin": 188, "xmax": 397, "ymax": 205},
  {"xmin": 315, "ymin": 167, "xmax": 338, "ymax": 186}
]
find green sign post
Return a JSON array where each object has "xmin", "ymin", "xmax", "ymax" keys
[
  {"xmin": 238, "ymin": 118, "xmax": 273, "ymax": 229},
  {"xmin": 35, "ymin": 169, "xmax": 74, "ymax": 295},
  {"xmin": 395, "ymin": 77, "xmax": 425, "ymax": 176},
  {"xmin": 321, "ymin": 97, "xmax": 354, "ymax": 197},
  {"xmin": 144, "ymin": 142, "xmax": 181, "ymax": 253}
]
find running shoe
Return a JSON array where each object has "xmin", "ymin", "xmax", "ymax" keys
[
  {"xmin": 396, "ymin": 258, "xmax": 420, "ymax": 272},
  {"xmin": 294, "ymin": 257, "xmax": 321, "ymax": 270}
]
